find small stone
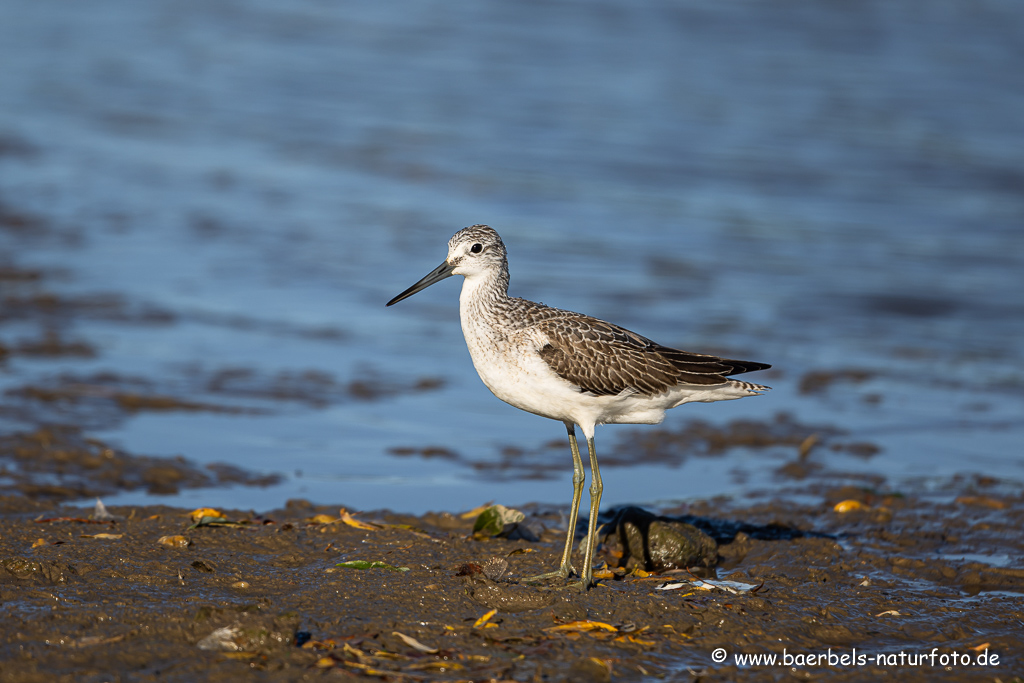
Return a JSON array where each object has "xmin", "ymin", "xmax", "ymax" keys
[
  {"xmin": 599, "ymin": 507, "xmax": 717, "ymax": 572},
  {"xmin": 157, "ymin": 535, "xmax": 191, "ymax": 549},
  {"xmin": 834, "ymin": 499, "xmax": 867, "ymax": 513}
]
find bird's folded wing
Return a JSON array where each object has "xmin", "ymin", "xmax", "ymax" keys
[{"xmin": 535, "ymin": 316, "xmax": 741, "ymax": 397}]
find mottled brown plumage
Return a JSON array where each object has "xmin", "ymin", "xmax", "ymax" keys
[{"xmin": 534, "ymin": 310, "xmax": 769, "ymax": 396}]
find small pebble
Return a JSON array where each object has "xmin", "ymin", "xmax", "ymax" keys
[
  {"xmin": 157, "ymin": 535, "xmax": 191, "ymax": 548},
  {"xmin": 833, "ymin": 500, "xmax": 866, "ymax": 513}
]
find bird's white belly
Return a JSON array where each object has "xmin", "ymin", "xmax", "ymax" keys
[
  {"xmin": 457, "ymin": 299, "xmax": 754, "ymax": 432},
  {"xmin": 466, "ymin": 334, "xmax": 579, "ymax": 423},
  {"xmin": 461, "ymin": 322, "xmax": 674, "ymax": 430}
]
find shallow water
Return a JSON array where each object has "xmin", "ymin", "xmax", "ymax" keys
[{"xmin": 1, "ymin": 0, "xmax": 1022, "ymax": 513}]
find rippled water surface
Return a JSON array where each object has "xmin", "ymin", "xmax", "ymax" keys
[{"xmin": 1, "ymin": 1, "xmax": 1022, "ymax": 513}]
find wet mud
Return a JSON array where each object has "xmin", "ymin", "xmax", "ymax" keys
[
  {"xmin": 0, "ymin": 427, "xmax": 281, "ymax": 500},
  {"xmin": 1, "ymin": 482, "xmax": 1022, "ymax": 682}
]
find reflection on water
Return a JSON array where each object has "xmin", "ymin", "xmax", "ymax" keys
[{"xmin": 0, "ymin": 0, "xmax": 1022, "ymax": 513}]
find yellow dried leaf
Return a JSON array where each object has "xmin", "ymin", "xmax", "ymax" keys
[
  {"xmin": 341, "ymin": 661, "xmax": 391, "ymax": 675},
  {"xmin": 833, "ymin": 499, "xmax": 866, "ymax": 513},
  {"xmin": 157, "ymin": 535, "xmax": 191, "ymax": 548},
  {"xmin": 189, "ymin": 507, "xmax": 224, "ymax": 522},
  {"xmin": 473, "ymin": 608, "xmax": 497, "ymax": 629},
  {"xmin": 342, "ymin": 642, "xmax": 368, "ymax": 661},
  {"xmin": 31, "ymin": 538, "xmax": 47, "ymax": 548},
  {"xmin": 82, "ymin": 533, "xmax": 123, "ymax": 539},
  {"xmin": 630, "ymin": 568, "xmax": 651, "ymax": 578},
  {"xmin": 586, "ymin": 630, "xmax": 614, "ymax": 640},
  {"xmin": 338, "ymin": 508, "xmax": 381, "ymax": 531},
  {"xmin": 628, "ymin": 635, "xmax": 656, "ymax": 646},
  {"xmin": 369, "ymin": 650, "xmax": 409, "ymax": 661},
  {"xmin": 307, "ymin": 514, "xmax": 337, "ymax": 524},
  {"xmin": 970, "ymin": 642, "xmax": 991, "ymax": 652},
  {"xmin": 315, "ymin": 656, "xmax": 335, "ymax": 668},
  {"xmin": 459, "ymin": 502, "xmax": 494, "ymax": 519},
  {"xmin": 545, "ymin": 620, "xmax": 618, "ymax": 633},
  {"xmin": 592, "ymin": 568, "xmax": 616, "ymax": 580},
  {"xmin": 222, "ymin": 652, "xmax": 257, "ymax": 660}
]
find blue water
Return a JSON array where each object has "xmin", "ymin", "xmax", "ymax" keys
[{"xmin": 1, "ymin": 0, "xmax": 1022, "ymax": 513}]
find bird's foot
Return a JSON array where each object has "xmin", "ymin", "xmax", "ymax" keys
[
  {"xmin": 562, "ymin": 578, "xmax": 596, "ymax": 592},
  {"xmin": 522, "ymin": 565, "xmax": 575, "ymax": 585},
  {"xmin": 523, "ymin": 567, "xmax": 601, "ymax": 591},
  {"xmin": 531, "ymin": 577, "xmax": 596, "ymax": 593}
]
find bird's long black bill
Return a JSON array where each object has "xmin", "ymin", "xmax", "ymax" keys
[{"xmin": 386, "ymin": 261, "xmax": 455, "ymax": 306}]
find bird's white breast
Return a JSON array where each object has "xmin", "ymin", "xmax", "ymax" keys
[
  {"xmin": 454, "ymin": 272, "xmax": 754, "ymax": 433},
  {"xmin": 458, "ymin": 287, "xmax": 583, "ymax": 424}
]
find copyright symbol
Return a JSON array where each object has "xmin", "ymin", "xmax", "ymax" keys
[{"xmin": 712, "ymin": 648, "xmax": 727, "ymax": 663}]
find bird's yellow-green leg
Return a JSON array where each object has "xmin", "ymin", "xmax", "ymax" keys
[
  {"xmin": 574, "ymin": 433, "xmax": 603, "ymax": 590},
  {"xmin": 525, "ymin": 422, "xmax": 584, "ymax": 582}
]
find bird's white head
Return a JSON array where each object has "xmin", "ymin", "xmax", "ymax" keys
[
  {"xmin": 385, "ymin": 224, "xmax": 508, "ymax": 306},
  {"xmin": 446, "ymin": 224, "xmax": 507, "ymax": 279}
]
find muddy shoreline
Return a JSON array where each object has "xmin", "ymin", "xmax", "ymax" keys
[
  {"xmin": 2, "ymin": 166, "xmax": 1021, "ymax": 683},
  {"xmin": 2, "ymin": 479, "xmax": 1021, "ymax": 682},
  {"xmin": 3, "ymin": 5, "xmax": 1024, "ymax": 677}
]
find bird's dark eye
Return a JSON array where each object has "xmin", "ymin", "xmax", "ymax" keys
[{"xmin": 471, "ymin": 243, "xmax": 483, "ymax": 254}]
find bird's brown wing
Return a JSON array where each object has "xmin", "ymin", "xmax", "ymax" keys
[{"xmin": 535, "ymin": 314, "xmax": 769, "ymax": 397}]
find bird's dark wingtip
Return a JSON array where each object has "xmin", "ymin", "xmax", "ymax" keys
[{"xmin": 725, "ymin": 359, "xmax": 772, "ymax": 376}]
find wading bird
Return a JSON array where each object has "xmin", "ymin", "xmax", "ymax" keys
[{"xmin": 387, "ymin": 225, "xmax": 770, "ymax": 589}]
